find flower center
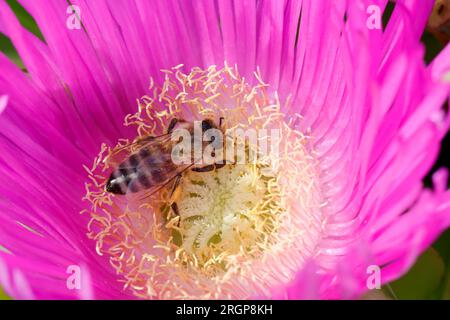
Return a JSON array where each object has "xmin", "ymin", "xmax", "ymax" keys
[
  {"xmin": 83, "ymin": 64, "xmax": 324, "ymax": 299},
  {"xmin": 163, "ymin": 162, "xmax": 281, "ymax": 276}
]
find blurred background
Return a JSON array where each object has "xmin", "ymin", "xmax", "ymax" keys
[{"xmin": 0, "ymin": 0, "xmax": 449, "ymax": 300}]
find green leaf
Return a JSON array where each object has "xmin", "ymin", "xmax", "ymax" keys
[
  {"xmin": 385, "ymin": 248, "xmax": 445, "ymax": 300},
  {"xmin": 0, "ymin": 34, "xmax": 23, "ymax": 69},
  {"xmin": 0, "ymin": 287, "xmax": 11, "ymax": 300},
  {"xmin": 433, "ymin": 229, "xmax": 450, "ymax": 265},
  {"xmin": 0, "ymin": 0, "xmax": 44, "ymax": 69},
  {"xmin": 432, "ymin": 229, "xmax": 450, "ymax": 299},
  {"xmin": 442, "ymin": 266, "xmax": 450, "ymax": 300},
  {"xmin": 6, "ymin": 0, "xmax": 43, "ymax": 40}
]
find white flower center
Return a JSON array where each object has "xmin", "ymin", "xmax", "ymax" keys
[{"xmin": 166, "ymin": 163, "xmax": 281, "ymax": 274}]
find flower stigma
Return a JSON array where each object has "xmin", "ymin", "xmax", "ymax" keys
[{"xmin": 163, "ymin": 160, "xmax": 281, "ymax": 277}]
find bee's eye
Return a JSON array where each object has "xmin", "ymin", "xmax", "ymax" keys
[{"xmin": 201, "ymin": 119, "xmax": 214, "ymax": 132}]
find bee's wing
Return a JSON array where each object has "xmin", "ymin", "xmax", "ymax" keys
[
  {"xmin": 133, "ymin": 164, "xmax": 195, "ymax": 202},
  {"xmin": 111, "ymin": 132, "xmax": 172, "ymax": 156},
  {"xmin": 121, "ymin": 134, "xmax": 195, "ymax": 201}
]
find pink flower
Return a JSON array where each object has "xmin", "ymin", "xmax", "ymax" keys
[{"xmin": 0, "ymin": 0, "xmax": 449, "ymax": 299}]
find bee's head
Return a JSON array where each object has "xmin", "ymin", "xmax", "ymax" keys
[
  {"xmin": 199, "ymin": 118, "xmax": 225, "ymax": 159},
  {"xmin": 201, "ymin": 119, "xmax": 217, "ymax": 133},
  {"xmin": 201, "ymin": 117, "xmax": 226, "ymax": 133}
]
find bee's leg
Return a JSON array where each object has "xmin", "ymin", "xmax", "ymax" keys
[
  {"xmin": 169, "ymin": 174, "xmax": 183, "ymax": 226},
  {"xmin": 169, "ymin": 174, "xmax": 182, "ymax": 199},
  {"xmin": 167, "ymin": 118, "xmax": 179, "ymax": 134},
  {"xmin": 214, "ymin": 163, "xmax": 226, "ymax": 170},
  {"xmin": 192, "ymin": 161, "xmax": 230, "ymax": 172},
  {"xmin": 136, "ymin": 135, "xmax": 155, "ymax": 143},
  {"xmin": 215, "ymin": 157, "xmax": 237, "ymax": 169},
  {"xmin": 171, "ymin": 202, "xmax": 180, "ymax": 217},
  {"xmin": 191, "ymin": 165, "xmax": 215, "ymax": 172}
]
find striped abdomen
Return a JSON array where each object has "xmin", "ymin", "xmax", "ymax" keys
[{"xmin": 106, "ymin": 145, "xmax": 177, "ymax": 195}]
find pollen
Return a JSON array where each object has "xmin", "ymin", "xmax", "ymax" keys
[{"xmin": 83, "ymin": 64, "xmax": 325, "ymax": 299}]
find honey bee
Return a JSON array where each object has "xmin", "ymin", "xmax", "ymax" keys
[{"xmin": 106, "ymin": 118, "xmax": 227, "ymax": 216}]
